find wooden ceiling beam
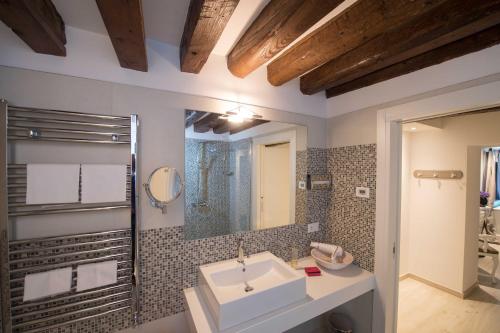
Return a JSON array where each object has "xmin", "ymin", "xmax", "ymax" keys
[
  {"xmin": 0, "ymin": 0, "xmax": 66, "ymax": 56},
  {"xmin": 185, "ymin": 110, "xmax": 208, "ymax": 128},
  {"xmin": 213, "ymin": 119, "xmax": 230, "ymax": 134},
  {"xmin": 193, "ymin": 113, "xmax": 222, "ymax": 133},
  {"xmin": 266, "ymin": 0, "xmax": 447, "ymax": 86},
  {"xmin": 325, "ymin": 25, "xmax": 500, "ymax": 98},
  {"xmin": 96, "ymin": 0, "xmax": 148, "ymax": 72},
  {"xmin": 227, "ymin": 0, "xmax": 342, "ymax": 78},
  {"xmin": 301, "ymin": 0, "xmax": 500, "ymax": 95},
  {"xmin": 180, "ymin": 0, "xmax": 239, "ymax": 74}
]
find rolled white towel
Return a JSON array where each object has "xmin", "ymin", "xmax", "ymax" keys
[{"xmin": 310, "ymin": 242, "xmax": 344, "ymax": 262}]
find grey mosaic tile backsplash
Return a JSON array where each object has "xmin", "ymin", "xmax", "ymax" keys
[
  {"xmin": 139, "ymin": 223, "xmax": 327, "ymax": 324},
  {"xmin": 184, "ymin": 139, "xmax": 232, "ymax": 239},
  {"xmin": 327, "ymin": 144, "xmax": 377, "ymax": 272}
]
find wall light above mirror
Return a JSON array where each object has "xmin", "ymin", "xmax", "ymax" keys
[{"xmin": 184, "ymin": 109, "xmax": 308, "ymax": 240}]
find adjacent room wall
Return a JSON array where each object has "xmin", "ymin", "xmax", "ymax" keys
[{"xmin": 400, "ymin": 111, "xmax": 500, "ymax": 293}]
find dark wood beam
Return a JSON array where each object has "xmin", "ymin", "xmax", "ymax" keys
[
  {"xmin": 180, "ymin": 0, "xmax": 239, "ymax": 74},
  {"xmin": 96, "ymin": 0, "xmax": 148, "ymax": 72},
  {"xmin": 230, "ymin": 119, "xmax": 269, "ymax": 135},
  {"xmin": 326, "ymin": 25, "xmax": 500, "ymax": 98},
  {"xmin": 266, "ymin": 0, "xmax": 446, "ymax": 86},
  {"xmin": 0, "ymin": 0, "xmax": 66, "ymax": 56},
  {"xmin": 301, "ymin": 0, "xmax": 500, "ymax": 95},
  {"xmin": 185, "ymin": 110, "xmax": 208, "ymax": 128},
  {"xmin": 227, "ymin": 0, "xmax": 342, "ymax": 78},
  {"xmin": 193, "ymin": 113, "xmax": 222, "ymax": 133},
  {"xmin": 213, "ymin": 119, "xmax": 230, "ymax": 134}
]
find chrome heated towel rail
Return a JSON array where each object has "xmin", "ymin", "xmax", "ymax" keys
[{"xmin": 0, "ymin": 100, "xmax": 140, "ymax": 332}]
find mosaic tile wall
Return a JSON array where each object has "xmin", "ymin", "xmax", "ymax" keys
[
  {"xmin": 327, "ymin": 144, "xmax": 377, "ymax": 272},
  {"xmin": 138, "ymin": 223, "xmax": 327, "ymax": 324},
  {"xmin": 184, "ymin": 139, "xmax": 231, "ymax": 239},
  {"xmin": 228, "ymin": 139, "xmax": 252, "ymax": 233},
  {"xmin": 295, "ymin": 150, "xmax": 308, "ymax": 225}
]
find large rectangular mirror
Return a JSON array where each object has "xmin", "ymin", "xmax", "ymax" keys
[{"xmin": 184, "ymin": 109, "xmax": 307, "ymax": 240}]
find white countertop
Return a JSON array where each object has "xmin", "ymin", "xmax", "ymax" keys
[{"xmin": 183, "ymin": 256, "xmax": 375, "ymax": 333}]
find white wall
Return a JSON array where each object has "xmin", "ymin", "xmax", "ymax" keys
[
  {"xmin": 0, "ymin": 65, "xmax": 327, "ymax": 239},
  {"xmin": 326, "ymin": 108, "xmax": 377, "ymax": 148},
  {"xmin": 400, "ymin": 111, "xmax": 500, "ymax": 293},
  {"xmin": 0, "ymin": 24, "xmax": 326, "ymax": 118},
  {"xmin": 399, "ymin": 132, "xmax": 411, "ymax": 276}
]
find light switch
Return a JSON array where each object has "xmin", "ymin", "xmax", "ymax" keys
[
  {"xmin": 355, "ymin": 187, "xmax": 370, "ymax": 198},
  {"xmin": 307, "ymin": 222, "xmax": 319, "ymax": 233},
  {"xmin": 298, "ymin": 181, "xmax": 306, "ymax": 190}
]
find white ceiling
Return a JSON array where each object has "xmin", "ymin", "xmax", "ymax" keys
[
  {"xmin": 52, "ymin": 0, "xmax": 272, "ymax": 56},
  {"xmin": 53, "ymin": 0, "xmax": 190, "ymax": 47}
]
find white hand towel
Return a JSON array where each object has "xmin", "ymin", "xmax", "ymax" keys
[
  {"xmin": 26, "ymin": 164, "xmax": 80, "ymax": 204},
  {"xmin": 310, "ymin": 242, "xmax": 344, "ymax": 260},
  {"xmin": 80, "ymin": 164, "xmax": 127, "ymax": 203},
  {"xmin": 23, "ymin": 267, "xmax": 72, "ymax": 301},
  {"xmin": 76, "ymin": 260, "xmax": 118, "ymax": 292}
]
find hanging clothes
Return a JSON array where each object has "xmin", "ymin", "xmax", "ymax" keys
[{"xmin": 485, "ymin": 149, "xmax": 497, "ymax": 207}]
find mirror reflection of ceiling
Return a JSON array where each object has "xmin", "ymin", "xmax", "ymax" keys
[{"xmin": 185, "ymin": 110, "xmax": 269, "ymax": 137}]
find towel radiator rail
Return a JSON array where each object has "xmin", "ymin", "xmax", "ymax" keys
[
  {"xmin": 0, "ymin": 100, "xmax": 140, "ymax": 332},
  {"xmin": 7, "ymin": 164, "xmax": 132, "ymax": 217}
]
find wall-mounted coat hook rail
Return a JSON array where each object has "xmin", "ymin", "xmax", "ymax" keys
[{"xmin": 413, "ymin": 170, "xmax": 463, "ymax": 180}]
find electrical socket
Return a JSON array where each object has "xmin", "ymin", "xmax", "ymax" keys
[{"xmin": 307, "ymin": 222, "xmax": 319, "ymax": 233}]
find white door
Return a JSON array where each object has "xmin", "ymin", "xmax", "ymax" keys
[{"xmin": 260, "ymin": 143, "xmax": 291, "ymax": 228}]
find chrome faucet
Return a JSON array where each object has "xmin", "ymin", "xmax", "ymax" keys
[
  {"xmin": 237, "ymin": 238, "xmax": 248, "ymax": 264},
  {"xmin": 237, "ymin": 238, "xmax": 254, "ymax": 292}
]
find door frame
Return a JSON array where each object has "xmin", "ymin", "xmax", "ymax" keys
[
  {"xmin": 373, "ymin": 77, "xmax": 500, "ymax": 333},
  {"xmin": 251, "ymin": 130, "xmax": 296, "ymax": 230}
]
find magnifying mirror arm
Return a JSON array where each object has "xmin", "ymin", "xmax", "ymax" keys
[{"xmin": 143, "ymin": 182, "xmax": 168, "ymax": 214}]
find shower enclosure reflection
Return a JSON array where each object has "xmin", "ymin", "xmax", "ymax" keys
[{"xmin": 184, "ymin": 109, "xmax": 307, "ymax": 240}]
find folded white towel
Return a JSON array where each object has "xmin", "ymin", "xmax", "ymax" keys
[
  {"xmin": 26, "ymin": 164, "xmax": 80, "ymax": 204},
  {"xmin": 310, "ymin": 242, "xmax": 344, "ymax": 260},
  {"xmin": 80, "ymin": 164, "xmax": 127, "ymax": 203},
  {"xmin": 23, "ymin": 267, "xmax": 72, "ymax": 301},
  {"xmin": 76, "ymin": 260, "xmax": 118, "ymax": 292}
]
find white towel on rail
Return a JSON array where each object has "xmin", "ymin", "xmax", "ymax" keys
[
  {"xmin": 76, "ymin": 260, "xmax": 118, "ymax": 292},
  {"xmin": 80, "ymin": 164, "xmax": 127, "ymax": 203},
  {"xmin": 26, "ymin": 164, "xmax": 80, "ymax": 204},
  {"xmin": 23, "ymin": 267, "xmax": 72, "ymax": 301}
]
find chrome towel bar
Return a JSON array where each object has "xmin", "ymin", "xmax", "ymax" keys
[{"xmin": 0, "ymin": 100, "xmax": 140, "ymax": 332}]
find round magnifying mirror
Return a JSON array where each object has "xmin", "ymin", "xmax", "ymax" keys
[{"xmin": 144, "ymin": 166, "xmax": 183, "ymax": 213}]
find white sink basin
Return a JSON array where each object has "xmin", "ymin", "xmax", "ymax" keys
[{"xmin": 198, "ymin": 251, "xmax": 306, "ymax": 330}]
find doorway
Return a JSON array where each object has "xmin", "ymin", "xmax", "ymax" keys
[
  {"xmin": 259, "ymin": 142, "xmax": 291, "ymax": 229},
  {"xmin": 396, "ymin": 110, "xmax": 500, "ymax": 332},
  {"xmin": 251, "ymin": 130, "xmax": 296, "ymax": 230}
]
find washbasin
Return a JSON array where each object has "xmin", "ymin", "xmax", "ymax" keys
[{"xmin": 198, "ymin": 251, "xmax": 306, "ymax": 330}]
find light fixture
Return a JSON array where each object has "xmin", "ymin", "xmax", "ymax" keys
[
  {"xmin": 219, "ymin": 106, "xmax": 262, "ymax": 123},
  {"xmin": 410, "ymin": 127, "xmax": 417, "ymax": 131}
]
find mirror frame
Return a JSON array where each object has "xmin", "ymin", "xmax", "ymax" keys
[{"xmin": 144, "ymin": 166, "xmax": 183, "ymax": 214}]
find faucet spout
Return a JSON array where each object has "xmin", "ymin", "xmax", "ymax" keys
[{"xmin": 237, "ymin": 238, "xmax": 245, "ymax": 264}]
